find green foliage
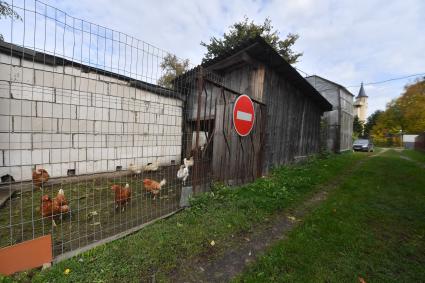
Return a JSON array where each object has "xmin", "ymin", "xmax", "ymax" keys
[
  {"xmin": 201, "ymin": 16, "xmax": 302, "ymax": 64},
  {"xmin": 353, "ymin": 116, "xmax": 364, "ymax": 137},
  {"xmin": 364, "ymin": 110, "xmax": 383, "ymax": 138},
  {"xmin": 372, "ymin": 78, "xmax": 425, "ymax": 139},
  {"xmin": 157, "ymin": 54, "xmax": 190, "ymax": 89},
  {"xmin": 0, "ymin": 1, "xmax": 22, "ymax": 41}
]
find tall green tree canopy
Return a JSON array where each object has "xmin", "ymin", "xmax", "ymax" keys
[
  {"xmin": 353, "ymin": 116, "xmax": 364, "ymax": 138},
  {"xmin": 372, "ymin": 78, "xmax": 425, "ymax": 138},
  {"xmin": 201, "ymin": 16, "xmax": 302, "ymax": 64},
  {"xmin": 158, "ymin": 54, "xmax": 190, "ymax": 89},
  {"xmin": 364, "ymin": 110, "xmax": 383, "ymax": 137}
]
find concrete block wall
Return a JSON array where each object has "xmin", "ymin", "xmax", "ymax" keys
[{"xmin": 0, "ymin": 56, "xmax": 183, "ymax": 181}]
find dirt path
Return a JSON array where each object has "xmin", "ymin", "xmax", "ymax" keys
[{"xmin": 169, "ymin": 152, "xmax": 385, "ymax": 282}]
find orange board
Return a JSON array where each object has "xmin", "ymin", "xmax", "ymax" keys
[{"xmin": 0, "ymin": 235, "xmax": 52, "ymax": 275}]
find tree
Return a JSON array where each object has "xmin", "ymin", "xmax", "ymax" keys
[
  {"xmin": 200, "ymin": 16, "xmax": 302, "ymax": 64},
  {"xmin": 157, "ymin": 54, "xmax": 190, "ymax": 89},
  {"xmin": 0, "ymin": 1, "xmax": 22, "ymax": 41},
  {"xmin": 353, "ymin": 116, "xmax": 364, "ymax": 138},
  {"xmin": 372, "ymin": 77, "xmax": 425, "ymax": 141},
  {"xmin": 364, "ymin": 110, "xmax": 383, "ymax": 137}
]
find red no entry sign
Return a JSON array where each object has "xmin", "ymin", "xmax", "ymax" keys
[{"xmin": 233, "ymin": 94, "xmax": 255, "ymax": 136}]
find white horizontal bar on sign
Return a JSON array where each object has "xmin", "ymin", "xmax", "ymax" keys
[{"xmin": 236, "ymin": 110, "xmax": 252, "ymax": 122}]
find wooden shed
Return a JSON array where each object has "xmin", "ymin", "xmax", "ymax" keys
[
  {"xmin": 306, "ymin": 75, "xmax": 354, "ymax": 153},
  {"xmin": 177, "ymin": 37, "xmax": 332, "ymax": 187}
]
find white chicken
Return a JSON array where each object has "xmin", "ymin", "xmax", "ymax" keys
[
  {"xmin": 143, "ymin": 161, "xmax": 160, "ymax": 172},
  {"xmin": 128, "ymin": 163, "xmax": 143, "ymax": 175},
  {"xmin": 184, "ymin": 157, "xmax": 194, "ymax": 168},
  {"xmin": 177, "ymin": 165, "xmax": 189, "ymax": 185}
]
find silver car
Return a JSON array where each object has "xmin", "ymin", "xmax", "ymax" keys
[{"xmin": 353, "ymin": 139, "xmax": 374, "ymax": 152}]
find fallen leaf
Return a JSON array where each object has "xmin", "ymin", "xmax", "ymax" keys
[
  {"xmin": 287, "ymin": 216, "xmax": 297, "ymax": 221},
  {"xmin": 358, "ymin": 276, "xmax": 366, "ymax": 283},
  {"xmin": 210, "ymin": 240, "xmax": 215, "ymax": 246},
  {"xmin": 177, "ymin": 222, "xmax": 183, "ymax": 227},
  {"xmin": 90, "ymin": 222, "xmax": 101, "ymax": 226}
]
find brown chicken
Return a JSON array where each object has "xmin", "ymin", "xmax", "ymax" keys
[
  {"xmin": 111, "ymin": 183, "xmax": 131, "ymax": 211},
  {"xmin": 32, "ymin": 168, "xmax": 49, "ymax": 189},
  {"xmin": 143, "ymin": 178, "xmax": 166, "ymax": 200},
  {"xmin": 40, "ymin": 189, "xmax": 70, "ymax": 226}
]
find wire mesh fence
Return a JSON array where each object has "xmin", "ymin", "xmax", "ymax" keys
[{"xmin": 0, "ymin": 0, "xmax": 209, "ymax": 259}]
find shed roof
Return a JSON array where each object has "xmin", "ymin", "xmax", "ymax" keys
[
  {"xmin": 199, "ymin": 36, "xmax": 332, "ymax": 111},
  {"xmin": 306, "ymin": 75, "xmax": 354, "ymax": 96},
  {"xmin": 0, "ymin": 41, "xmax": 181, "ymax": 100}
]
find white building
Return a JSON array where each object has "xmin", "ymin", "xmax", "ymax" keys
[{"xmin": 0, "ymin": 41, "xmax": 183, "ymax": 181}]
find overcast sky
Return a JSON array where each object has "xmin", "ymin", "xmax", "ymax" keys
[{"xmin": 4, "ymin": 0, "xmax": 425, "ymax": 117}]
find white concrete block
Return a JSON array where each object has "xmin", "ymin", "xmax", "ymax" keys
[
  {"xmin": 0, "ymin": 165, "xmax": 33, "ymax": 181},
  {"xmin": 36, "ymin": 102, "xmax": 76, "ymax": 119},
  {"xmin": 87, "ymin": 147, "xmax": 115, "ymax": 160},
  {"xmin": 148, "ymin": 124, "xmax": 163, "ymax": 135},
  {"xmin": 142, "ymin": 92, "xmax": 158, "ymax": 102},
  {"xmin": 116, "ymin": 147, "xmax": 139, "ymax": 159},
  {"xmin": 34, "ymin": 70, "xmax": 73, "ymax": 90},
  {"xmin": 94, "ymin": 121, "xmax": 123, "ymax": 134},
  {"xmin": 137, "ymin": 112, "xmax": 156, "ymax": 124},
  {"xmin": 75, "ymin": 77, "xmax": 109, "ymax": 95},
  {"xmin": 134, "ymin": 135, "xmax": 156, "ymax": 147},
  {"xmin": 106, "ymin": 135, "xmax": 133, "ymax": 147},
  {"xmin": 94, "ymin": 160, "xmax": 108, "ymax": 172},
  {"xmin": 56, "ymin": 89, "xmax": 91, "ymax": 106},
  {"xmin": 76, "ymin": 105, "xmax": 108, "ymax": 121},
  {"xmin": 109, "ymin": 109, "xmax": 135, "ymax": 123},
  {"xmin": 0, "ymin": 81, "xmax": 10, "ymax": 98},
  {"xmin": 107, "ymin": 159, "xmax": 121, "ymax": 171},
  {"xmin": 13, "ymin": 117, "xmax": 57, "ymax": 133},
  {"xmin": 0, "ymin": 65, "xmax": 34, "ymax": 84},
  {"xmin": 148, "ymin": 102, "xmax": 163, "ymax": 114},
  {"xmin": 0, "ymin": 133, "xmax": 32, "ymax": 149},
  {"xmin": 121, "ymin": 97, "xmax": 139, "ymax": 111},
  {"xmin": 47, "ymin": 162, "xmax": 75, "ymax": 178},
  {"xmin": 0, "ymin": 54, "xmax": 20, "ymax": 65},
  {"xmin": 92, "ymin": 93, "xmax": 122, "ymax": 109},
  {"xmin": 0, "ymin": 98, "xmax": 36, "ymax": 116},
  {"xmin": 4, "ymin": 149, "xmax": 50, "ymax": 166},
  {"xmin": 73, "ymin": 134, "xmax": 106, "ymax": 148},
  {"xmin": 76, "ymin": 161, "xmax": 94, "ymax": 175},
  {"xmin": 11, "ymin": 83, "xmax": 55, "ymax": 102},
  {"xmin": 33, "ymin": 133, "xmax": 72, "ymax": 149},
  {"xmin": 134, "ymin": 89, "xmax": 148, "ymax": 101},
  {"xmin": 123, "ymin": 123, "xmax": 149, "ymax": 135},
  {"xmin": 50, "ymin": 148, "xmax": 86, "ymax": 163},
  {"xmin": 110, "ymin": 83, "xmax": 135, "ymax": 99},
  {"xmin": 21, "ymin": 60, "xmax": 54, "ymax": 72},
  {"xmin": 59, "ymin": 119, "xmax": 94, "ymax": 133},
  {"xmin": 0, "ymin": 116, "xmax": 12, "ymax": 132}
]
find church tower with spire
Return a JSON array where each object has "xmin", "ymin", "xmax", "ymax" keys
[{"xmin": 354, "ymin": 83, "xmax": 368, "ymax": 122}]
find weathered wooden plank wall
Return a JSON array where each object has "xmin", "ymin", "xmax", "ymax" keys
[{"xmin": 261, "ymin": 66, "xmax": 322, "ymax": 173}]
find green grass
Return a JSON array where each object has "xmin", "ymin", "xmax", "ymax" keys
[
  {"xmin": 1, "ymin": 152, "xmax": 365, "ymax": 282},
  {"xmin": 235, "ymin": 149, "xmax": 425, "ymax": 282},
  {"xmin": 401, "ymin": 149, "xmax": 425, "ymax": 164}
]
